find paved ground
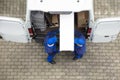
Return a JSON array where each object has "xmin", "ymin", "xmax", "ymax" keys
[
  {"xmin": 0, "ymin": 38, "xmax": 120, "ymax": 80},
  {"xmin": 0, "ymin": 0, "xmax": 120, "ymax": 80}
]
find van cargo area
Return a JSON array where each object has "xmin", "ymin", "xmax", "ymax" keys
[
  {"xmin": 30, "ymin": 11, "xmax": 89, "ymax": 42},
  {"xmin": 75, "ymin": 11, "xmax": 89, "ymax": 38}
]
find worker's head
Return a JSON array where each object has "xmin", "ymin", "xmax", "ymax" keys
[
  {"xmin": 47, "ymin": 36, "xmax": 57, "ymax": 45},
  {"xmin": 74, "ymin": 38, "xmax": 85, "ymax": 45}
]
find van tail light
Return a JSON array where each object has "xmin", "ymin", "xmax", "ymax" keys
[
  {"xmin": 87, "ymin": 28, "xmax": 92, "ymax": 37},
  {"xmin": 28, "ymin": 28, "xmax": 34, "ymax": 37}
]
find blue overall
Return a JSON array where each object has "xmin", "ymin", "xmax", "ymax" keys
[
  {"xmin": 74, "ymin": 30, "xmax": 86, "ymax": 59},
  {"xmin": 44, "ymin": 29, "xmax": 59, "ymax": 62}
]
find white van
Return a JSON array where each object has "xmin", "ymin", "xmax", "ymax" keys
[{"xmin": 0, "ymin": 0, "xmax": 120, "ymax": 51}]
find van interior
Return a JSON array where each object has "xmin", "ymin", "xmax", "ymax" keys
[{"xmin": 30, "ymin": 11, "xmax": 89, "ymax": 42}]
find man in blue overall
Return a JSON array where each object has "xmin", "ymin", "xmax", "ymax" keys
[
  {"xmin": 73, "ymin": 30, "xmax": 86, "ymax": 60},
  {"xmin": 44, "ymin": 29, "xmax": 59, "ymax": 64},
  {"xmin": 44, "ymin": 29, "xmax": 86, "ymax": 64}
]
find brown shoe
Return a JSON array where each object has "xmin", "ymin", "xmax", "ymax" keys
[
  {"xmin": 49, "ymin": 60, "xmax": 56, "ymax": 64},
  {"xmin": 73, "ymin": 56, "xmax": 79, "ymax": 60}
]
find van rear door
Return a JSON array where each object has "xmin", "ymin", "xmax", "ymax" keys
[
  {"xmin": 91, "ymin": 18, "xmax": 120, "ymax": 42},
  {"xmin": 0, "ymin": 16, "xmax": 30, "ymax": 43}
]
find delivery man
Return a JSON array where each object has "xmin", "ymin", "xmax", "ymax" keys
[
  {"xmin": 44, "ymin": 29, "xmax": 86, "ymax": 64},
  {"xmin": 73, "ymin": 30, "xmax": 86, "ymax": 60},
  {"xmin": 44, "ymin": 29, "xmax": 59, "ymax": 64}
]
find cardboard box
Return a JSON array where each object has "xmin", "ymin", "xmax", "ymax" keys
[
  {"xmin": 77, "ymin": 11, "xmax": 89, "ymax": 28},
  {"xmin": 51, "ymin": 14, "xmax": 59, "ymax": 27}
]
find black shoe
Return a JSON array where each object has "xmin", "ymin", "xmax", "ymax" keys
[
  {"xmin": 73, "ymin": 56, "xmax": 79, "ymax": 61},
  {"xmin": 49, "ymin": 60, "xmax": 56, "ymax": 64}
]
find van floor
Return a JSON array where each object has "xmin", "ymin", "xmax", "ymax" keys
[{"xmin": 33, "ymin": 26, "xmax": 88, "ymax": 44}]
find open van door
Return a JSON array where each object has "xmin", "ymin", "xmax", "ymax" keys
[
  {"xmin": 0, "ymin": 16, "xmax": 30, "ymax": 43},
  {"xmin": 91, "ymin": 18, "xmax": 120, "ymax": 43}
]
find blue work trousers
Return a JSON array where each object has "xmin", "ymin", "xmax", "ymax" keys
[
  {"xmin": 47, "ymin": 52, "xmax": 57, "ymax": 62},
  {"xmin": 74, "ymin": 45, "xmax": 86, "ymax": 59}
]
